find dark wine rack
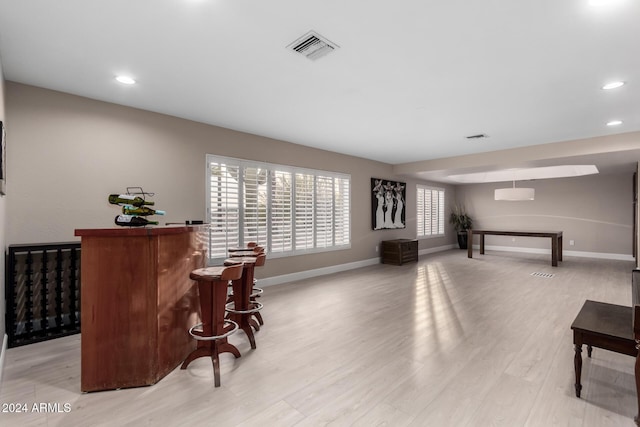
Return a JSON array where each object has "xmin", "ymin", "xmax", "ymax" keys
[{"xmin": 5, "ymin": 242, "xmax": 81, "ymax": 348}]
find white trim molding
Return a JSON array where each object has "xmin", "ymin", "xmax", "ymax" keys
[
  {"xmin": 258, "ymin": 244, "xmax": 456, "ymax": 287},
  {"xmin": 258, "ymin": 257, "xmax": 380, "ymax": 287},
  {"xmin": 0, "ymin": 333, "xmax": 8, "ymax": 393},
  {"xmin": 419, "ymin": 244, "xmax": 456, "ymax": 256}
]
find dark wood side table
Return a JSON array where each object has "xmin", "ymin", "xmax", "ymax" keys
[
  {"xmin": 381, "ymin": 239, "xmax": 418, "ymax": 265},
  {"xmin": 570, "ymin": 300, "xmax": 637, "ymax": 398}
]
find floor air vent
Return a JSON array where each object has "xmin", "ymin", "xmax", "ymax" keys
[
  {"xmin": 531, "ymin": 272, "xmax": 554, "ymax": 278},
  {"xmin": 287, "ymin": 30, "xmax": 339, "ymax": 60}
]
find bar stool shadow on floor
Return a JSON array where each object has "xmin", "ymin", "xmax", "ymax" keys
[
  {"xmin": 181, "ymin": 263, "xmax": 244, "ymax": 387},
  {"xmin": 224, "ymin": 253, "xmax": 266, "ymax": 349}
]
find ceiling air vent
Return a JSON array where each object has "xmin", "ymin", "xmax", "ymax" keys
[
  {"xmin": 466, "ymin": 134, "xmax": 489, "ymax": 140},
  {"xmin": 287, "ymin": 30, "xmax": 339, "ymax": 61}
]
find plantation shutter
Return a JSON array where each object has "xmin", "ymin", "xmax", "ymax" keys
[
  {"xmin": 416, "ymin": 185, "xmax": 445, "ymax": 238},
  {"xmin": 242, "ymin": 167, "xmax": 268, "ymax": 247},
  {"xmin": 425, "ymin": 190, "xmax": 433, "ymax": 236},
  {"xmin": 208, "ymin": 161, "xmax": 240, "ymax": 258},
  {"xmin": 438, "ymin": 190, "xmax": 445, "ymax": 235},
  {"xmin": 416, "ymin": 187, "xmax": 425, "ymax": 237},
  {"xmin": 206, "ymin": 154, "xmax": 350, "ymax": 261},
  {"xmin": 334, "ymin": 176, "xmax": 350, "ymax": 246},
  {"xmin": 271, "ymin": 170, "xmax": 293, "ymax": 253},
  {"xmin": 295, "ymin": 173, "xmax": 315, "ymax": 250},
  {"xmin": 315, "ymin": 175, "xmax": 334, "ymax": 248}
]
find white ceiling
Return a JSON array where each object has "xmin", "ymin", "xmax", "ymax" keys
[{"xmin": 0, "ymin": 0, "xmax": 639, "ymax": 180}]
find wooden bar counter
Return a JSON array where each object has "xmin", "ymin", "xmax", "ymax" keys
[{"xmin": 74, "ymin": 225, "xmax": 208, "ymax": 392}]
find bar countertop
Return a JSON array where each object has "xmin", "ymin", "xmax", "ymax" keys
[{"xmin": 75, "ymin": 224, "xmax": 208, "ymax": 237}]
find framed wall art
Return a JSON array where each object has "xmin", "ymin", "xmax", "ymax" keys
[
  {"xmin": 0, "ymin": 121, "xmax": 5, "ymax": 195},
  {"xmin": 371, "ymin": 177, "xmax": 406, "ymax": 230}
]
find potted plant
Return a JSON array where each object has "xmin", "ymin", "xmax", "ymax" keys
[{"xmin": 449, "ymin": 205, "xmax": 473, "ymax": 249}]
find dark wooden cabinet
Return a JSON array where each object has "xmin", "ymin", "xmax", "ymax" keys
[{"xmin": 381, "ymin": 239, "xmax": 418, "ymax": 265}]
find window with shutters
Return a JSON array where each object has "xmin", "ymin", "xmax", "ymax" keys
[
  {"xmin": 416, "ymin": 185, "xmax": 445, "ymax": 238},
  {"xmin": 206, "ymin": 155, "xmax": 351, "ymax": 262}
]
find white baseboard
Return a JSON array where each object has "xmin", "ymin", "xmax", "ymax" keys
[
  {"xmin": 259, "ymin": 245, "xmax": 456, "ymax": 287},
  {"xmin": 477, "ymin": 244, "xmax": 635, "ymax": 262},
  {"xmin": 257, "ymin": 243, "xmax": 633, "ymax": 288},
  {"xmin": 419, "ymin": 244, "xmax": 456, "ymax": 256},
  {"xmin": 0, "ymin": 333, "xmax": 7, "ymax": 394},
  {"xmin": 258, "ymin": 257, "xmax": 381, "ymax": 287}
]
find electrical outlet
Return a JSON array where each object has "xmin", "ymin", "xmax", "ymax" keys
[
  {"xmin": 375, "ymin": 245, "xmax": 379, "ymax": 252},
  {"xmin": 570, "ymin": 240, "xmax": 575, "ymax": 246},
  {"xmin": 512, "ymin": 238, "xmax": 516, "ymax": 242}
]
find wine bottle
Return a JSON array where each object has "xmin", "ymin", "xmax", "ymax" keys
[
  {"xmin": 108, "ymin": 194, "xmax": 155, "ymax": 207},
  {"xmin": 114, "ymin": 215, "xmax": 159, "ymax": 227},
  {"xmin": 122, "ymin": 206, "xmax": 165, "ymax": 216}
]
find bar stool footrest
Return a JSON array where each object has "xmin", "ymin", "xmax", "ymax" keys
[
  {"xmin": 225, "ymin": 301, "xmax": 264, "ymax": 314},
  {"xmin": 188, "ymin": 320, "xmax": 239, "ymax": 341}
]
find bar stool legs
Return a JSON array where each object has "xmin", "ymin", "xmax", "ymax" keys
[
  {"xmin": 227, "ymin": 244, "xmax": 266, "ymax": 330},
  {"xmin": 224, "ymin": 254, "xmax": 266, "ymax": 350},
  {"xmin": 181, "ymin": 264, "xmax": 244, "ymax": 387},
  {"xmin": 226, "ymin": 273, "xmax": 263, "ymax": 349},
  {"xmin": 251, "ymin": 283, "xmax": 264, "ymax": 327}
]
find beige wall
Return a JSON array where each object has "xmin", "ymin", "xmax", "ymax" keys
[
  {"xmin": 5, "ymin": 82, "xmax": 456, "ymax": 280},
  {"xmin": 456, "ymin": 173, "xmax": 634, "ymax": 256}
]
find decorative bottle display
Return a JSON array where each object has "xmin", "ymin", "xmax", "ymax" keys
[
  {"xmin": 114, "ymin": 215, "xmax": 159, "ymax": 227},
  {"xmin": 122, "ymin": 206, "xmax": 165, "ymax": 216},
  {"xmin": 108, "ymin": 194, "xmax": 155, "ymax": 207},
  {"xmin": 109, "ymin": 188, "xmax": 164, "ymax": 227}
]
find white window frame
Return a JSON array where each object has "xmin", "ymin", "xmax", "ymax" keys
[
  {"xmin": 206, "ymin": 154, "xmax": 351, "ymax": 263},
  {"xmin": 416, "ymin": 185, "xmax": 446, "ymax": 238}
]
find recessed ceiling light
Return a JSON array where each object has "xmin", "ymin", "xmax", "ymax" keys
[
  {"xmin": 602, "ymin": 81, "xmax": 625, "ymax": 90},
  {"xmin": 115, "ymin": 75, "xmax": 136, "ymax": 85},
  {"xmin": 607, "ymin": 120, "xmax": 623, "ymax": 126}
]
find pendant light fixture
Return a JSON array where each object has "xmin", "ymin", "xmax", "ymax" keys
[{"xmin": 494, "ymin": 180, "xmax": 535, "ymax": 201}]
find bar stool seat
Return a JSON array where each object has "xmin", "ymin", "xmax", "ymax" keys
[
  {"xmin": 181, "ymin": 264, "xmax": 244, "ymax": 387},
  {"xmin": 224, "ymin": 254, "xmax": 266, "ymax": 349},
  {"xmin": 228, "ymin": 248, "xmax": 263, "ymax": 257}
]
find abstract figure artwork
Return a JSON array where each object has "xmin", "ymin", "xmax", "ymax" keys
[{"xmin": 371, "ymin": 178, "xmax": 406, "ymax": 230}]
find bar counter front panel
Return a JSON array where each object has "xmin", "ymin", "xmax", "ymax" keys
[{"xmin": 75, "ymin": 225, "xmax": 207, "ymax": 392}]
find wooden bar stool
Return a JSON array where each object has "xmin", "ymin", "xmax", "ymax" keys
[
  {"xmin": 224, "ymin": 253, "xmax": 266, "ymax": 349},
  {"xmin": 180, "ymin": 264, "xmax": 244, "ymax": 387},
  {"xmin": 227, "ymin": 246, "xmax": 266, "ymax": 327}
]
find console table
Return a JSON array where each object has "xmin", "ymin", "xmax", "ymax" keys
[
  {"xmin": 75, "ymin": 225, "xmax": 207, "ymax": 392},
  {"xmin": 467, "ymin": 229, "xmax": 563, "ymax": 267}
]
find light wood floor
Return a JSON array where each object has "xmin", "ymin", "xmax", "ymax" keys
[{"xmin": 1, "ymin": 250, "xmax": 638, "ymax": 426}]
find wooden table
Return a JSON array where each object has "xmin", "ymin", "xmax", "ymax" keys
[{"xmin": 467, "ymin": 229, "xmax": 563, "ymax": 267}]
